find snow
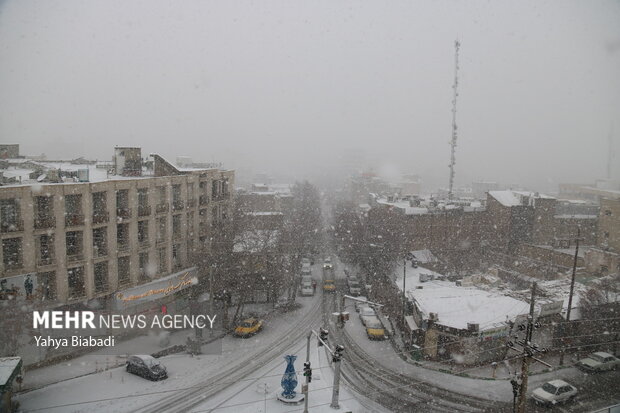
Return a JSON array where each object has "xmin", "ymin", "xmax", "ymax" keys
[
  {"xmin": 394, "ymin": 265, "xmax": 530, "ymax": 331},
  {"xmin": 409, "ymin": 249, "xmax": 438, "ymax": 264},
  {"xmin": 0, "ymin": 357, "xmax": 21, "ymax": 388},
  {"xmin": 489, "ymin": 190, "xmax": 554, "ymax": 207}
]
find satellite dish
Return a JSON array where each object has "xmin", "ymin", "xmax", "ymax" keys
[{"xmin": 37, "ymin": 174, "xmax": 47, "ymax": 182}]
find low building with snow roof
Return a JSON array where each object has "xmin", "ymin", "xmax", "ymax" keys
[{"xmin": 394, "ymin": 264, "xmax": 531, "ymax": 364}]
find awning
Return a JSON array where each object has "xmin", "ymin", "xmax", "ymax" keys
[{"xmin": 114, "ymin": 267, "xmax": 198, "ymax": 310}]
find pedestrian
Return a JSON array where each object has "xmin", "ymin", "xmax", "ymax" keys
[
  {"xmin": 312, "ymin": 280, "xmax": 317, "ymax": 293},
  {"xmin": 24, "ymin": 275, "xmax": 33, "ymax": 299}
]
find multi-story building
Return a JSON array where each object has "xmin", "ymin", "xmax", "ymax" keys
[{"xmin": 0, "ymin": 148, "xmax": 234, "ymax": 312}]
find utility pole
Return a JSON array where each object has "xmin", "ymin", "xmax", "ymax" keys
[
  {"xmin": 209, "ymin": 264, "xmax": 214, "ymax": 337},
  {"xmin": 402, "ymin": 256, "xmax": 407, "ymax": 328},
  {"xmin": 303, "ymin": 332, "xmax": 312, "ymax": 413},
  {"xmin": 330, "ymin": 345, "xmax": 344, "ymax": 409},
  {"xmin": 559, "ymin": 227, "xmax": 581, "ymax": 366},
  {"xmin": 306, "ymin": 328, "xmax": 343, "ymax": 410},
  {"xmin": 508, "ymin": 282, "xmax": 551, "ymax": 413},
  {"xmin": 447, "ymin": 40, "xmax": 461, "ymax": 201}
]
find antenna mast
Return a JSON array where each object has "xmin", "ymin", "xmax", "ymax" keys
[{"xmin": 448, "ymin": 40, "xmax": 460, "ymax": 200}]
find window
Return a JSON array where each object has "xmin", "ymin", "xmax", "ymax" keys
[
  {"xmin": 604, "ymin": 231, "xmax": 610, "ymax": 239},
  {"xmin": 172, "ymin": 184, "xmax": 183, "ymax": 210},
  {"xmin": 117, "ymin": 223, "xmax": 130, "ymax": 250},
  {"xmin": 158, "ymin": 186, "xmax": 166, "ymax": 203},
  {"xmin": 65, "ymin": 194, "xmax": 83, "ymax": 226},
  {"xmin": 139, "ymin": 252, "xmax": 150, "ymax": 283},
  {"xmin": 138, "ymin": 188, "xmax": 150, "ymax": 216},
  {"xmin": 157, "ymin": 217, "xmax": 167, "ymax": 243},
  {"xmin": 0, "ymin": 198, "xmax": 22, "ymax": 232},
  {"xmin": 187, "ymin": 183, "xmax": 195, "ymax": 201},
  {"xmin": 92, "ymin": 192, "xmax": 108, "ymax": 223},
  {"xmin": 2, "ymin": 237, "xmax": 22, "ymax": 269},
  {"xmin": 605, "ymin": 209, "xmax": 612, "ymax": 216},
  {"xmin": 158, "ymin": 247, "xmax": 167, "ymax": 273},
  {"xmin": 118, "ymin": 256, "xmax": 131, "ymax": 286},
  {"xmin": 138, "ymin": 220, "xmax": 149, "ymax": 244},
  {"xmin": 39, "ymin": 271, "xmax": 56, "ymax": 300},
  {"xmin": 38, "ymin": 234, "xmax": 55, "ymax": 265},
  {"xmin": 172, "ymin": 214, "xmax": 182, "ymax": 238},
  {"xmin": 34, "ymin": 196, "xmax": 54, "ymax": 228},
  {"xmin": 94, "ymin": 261, "xmax": 108, "ymax": 294},
  {"xmin": 67, "ymin": 266, "xmax": 85, "ymax": 299},
  {"xmin": 172, "ymin": 243, "xmax": 181, "ymax": 269},
  {"xmin": 66, "ymin": 231, "xmax": 83, "ymax": 260},
  {"xmin": 187, "ymin": 211, "xmax": 195, "ymax": 237},
  {"xmin": 93, "ymin": 227, "xmax": 107, "ymax": 257},
  {"xmin": 116, "ymin": 189, "xmax": 130, "ymax": 218}
]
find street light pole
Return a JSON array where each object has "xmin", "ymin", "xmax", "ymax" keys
[{"xmin": 402, "ymin": 257, "xmax": 406, "ymax": 328}]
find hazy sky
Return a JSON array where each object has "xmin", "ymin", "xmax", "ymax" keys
[{"xmin": 1, "ymin": 0, "xmax": 619, "ymax": 190}]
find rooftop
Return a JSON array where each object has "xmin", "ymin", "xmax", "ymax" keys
[
  {"xmin": 395, "ymin": 265, "xmax": 530, "ymax": 331},
  {"xmin": 489, "ymin": 190, "xmax": 554, "ymax": 207}
]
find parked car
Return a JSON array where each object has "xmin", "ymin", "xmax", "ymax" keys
[
  {"xmin": 532, "ymin": 380, "xmax": 577, "ymax": 406},
  {"xmin": 126, "ymin": 355, "xmax": 168, "ymax": 381},
  {"xmin": 302, "ymin": 257, "xmax": 311, "ymax": 265},
  {"xmin": 234, "ymin": 317, "xmax": 264, "ymax": 337},
  {"xmin": 365, "ymin": 316, "xmax": 387, "ymax": 340},
  {"xmin": 348, "ymin": 281, "xmax": 362, "ymax": 296},
  {"xmin": 300, "ymin": 282, "xmax": 314, "ymax": 296},
  {"xmin": 301, "ymin": 275, "xmax": 313, "ymax": 285},
  {"xmin": 577, "ymin": 352, "xmax": 620, "ymax": 372},
  {"xmin": 359, "ymin": 306, "xmax": 376, "ymax": 326},
  {"xmin": 355, "ymin": 297, "xmax": 368, "ymax": 312}
]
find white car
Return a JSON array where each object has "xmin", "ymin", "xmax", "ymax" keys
[
  {"xmin": 577, "ymin": 352, "xmax": 620, "ymax": 372},
  {"xmin": 348, "ymin": 282, "xmax": 362, "ymax": 296},
  {"xmin": 359, "ymin": 306, "xmax": 376, "ymax": 326},
  {"xmin": 355, "ymin": 297, "xmax": 368, "ymax": 312},
  {"xmin": 532, "ymin": 380, "xmax": 577, "ymax": 406},
  {"xmin": 300, "ymin": 284, "xmax": 314, "ymax": 296}
]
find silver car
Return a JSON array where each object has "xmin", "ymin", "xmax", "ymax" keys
[
  {"xmin": 577, "ymin": 352, "xmax": 620, "ymax": 372},
  {"xmin": 532, "ymin": 380, "xmax": 577, "ymax": 406}
]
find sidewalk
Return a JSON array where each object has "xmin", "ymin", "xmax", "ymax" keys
[
  {"xmin": 409, "ymin": 352, "xmax": 579, "ymax": 380},
  {"xmin": 18, "ymin": 301, "xmax": 279, "ymax": 392},
  {"xmin": 19, "ymin": 326, "xmax": 226, "ymax": 392}
]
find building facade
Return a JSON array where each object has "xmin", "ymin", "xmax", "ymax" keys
[{"xmin": 0, "ymin": 151, "xmax": 234, "ymax": 307}]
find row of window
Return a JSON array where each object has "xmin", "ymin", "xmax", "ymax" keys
[
  {"xmin": 0, "ymin": 179, "xmax": 231, "ymax": 232},
  {"xmin": 1, "ymin": 242, "xmax": 190, "ymax": 301}
]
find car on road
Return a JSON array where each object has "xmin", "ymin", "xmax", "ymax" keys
[
  {"xmin": 301, "ymin": 275, "xmax": 313, "ymax": 285},
  {"xmin": 354, "ymin": 297, "xmax": 368, "ymax": 312},
  {"xmin": 302, "ymin": 257, "xmax": 311, "ymax": 266},
  {"xmin": 300, "ymin": 284, "xmax": 314, "ymax": 296},
  {"xmin": 577, "ymin": 352, "xmax": 620, "ymax": 372},
  {"xmin": 233, "ymin": 317, "xmax": 264, "ymax": 337},
  {"xmin": 126, "ymin": 355, "xmax": 168, "ymax": 381},
  {"xmin": 348, "ymin": 281, "xmax": 362, "ymax": 296},
  {"xmin": 323, "ymin": 279, "xmax": 336, "ymax": 292},
  {"xmin": 531, "ymin": 379, "xmax": 577, "ymax": 406},
  {"xmin": 301, "ymin": 264, "xmax": 312, "ymax": 275},
  {"xmin": 359, "ymin": 306, "xmax": 377, "ymax": 326},
  {"xmin": 365, "ymin": 316, "xmax": 387, "ymax": 340}
]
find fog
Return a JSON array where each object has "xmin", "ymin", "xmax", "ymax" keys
[{"xmin": 1, "ymin": 0, "xmax": 619, "ymax": 191}]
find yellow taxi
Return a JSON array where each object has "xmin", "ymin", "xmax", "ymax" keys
[
  {"xmin": 365, "ymin": 316, "xmax": 387, "ymax": 340},
  {"xmin": 233, "ymin": 317, "xmax": 263, "ymax": 338},
  {"xmin": 323, "ymin": 280, "xmax": 336, "ymax": 292}
]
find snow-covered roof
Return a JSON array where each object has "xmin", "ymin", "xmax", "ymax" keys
[
  {"xmin": 395, "ymin": 265, "xmax": 529, "ymax": 331},
  {"xmin": 409, "ymin": 249, "xmax": 439, "ymax": 264},
  {"xmin": 0, "ymin": 357, "xmax": 21, "ymax": 389},
  {"xmin": 489, "ymin": 190, "xmax": 554, "ymax": 207}
]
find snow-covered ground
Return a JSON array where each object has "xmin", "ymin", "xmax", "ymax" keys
[
  {"xmin": 17, "ymin": 265, "xmax": 330, "ymax": 412},
  {"xmin": 190, "ymin": 332, "xmax": 384, "ymax": 413}
]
